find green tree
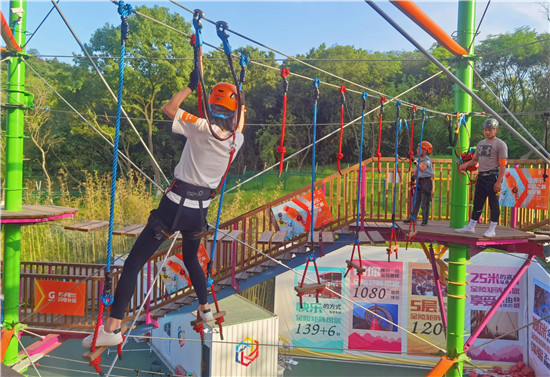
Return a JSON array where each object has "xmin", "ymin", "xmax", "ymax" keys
[{"xmin": 78, "ymin": 5, "xmax": 193, "ymax": 185}]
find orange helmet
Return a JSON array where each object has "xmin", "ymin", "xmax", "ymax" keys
[
  {"xmin": 419, "ymin": 141, "xmax": 433, "ymax": 154},
  {"xmin": 208, "ymin": 82, "xmax": 238, "ymax": 118}
]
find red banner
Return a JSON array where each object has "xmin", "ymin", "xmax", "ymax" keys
[{"xmin": 35, "ymin": 280, "xmax": 85, "ymax": 316}]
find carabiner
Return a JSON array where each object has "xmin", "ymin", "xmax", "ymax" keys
[
  {"xmin": 216, "ymin": 21, "xmax": 232, "ymax": 56},
  {"xmin": 193, "ymin": 9, "xmax": 204, "ymax": 47}
]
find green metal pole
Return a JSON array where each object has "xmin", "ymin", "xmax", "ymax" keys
[
  {"xmin": 447, "ymin": 1, "xmax": 476, "ymax": 376},
  {"xmin": 2, "ymin": 0, "xmax": 27, "ymax": 365}
]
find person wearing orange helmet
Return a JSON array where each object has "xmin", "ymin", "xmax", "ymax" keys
[
  {"xmin": 404, "ymin": 141, "xmax": 434, "ymax": 226},
  {"xmin": 82, "ymin": 70, "xmax": 246, "ymax": 349},
  {"xmin": 456, "ymin": 118, "xmax": 508, "ymax": 238}
]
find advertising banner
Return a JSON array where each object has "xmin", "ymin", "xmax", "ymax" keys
[
  {"xmin": 349, "ymin": 260, "xmax": 404, "ymax": 353},
  {"xmin": 406, "ymin": 262, "xmax": 447, "ymax": 355},
  {"xmin": 271, "ymin": 189, "xmax": 334, "ymax": 240},
  {"xmin": 293, "ymin": 266, "xmax": 345, "ymax": 353},
  {"xmin": 35, "ymin": 280, "xmax": 85, "ymax": 316},
  {"xmin": 500, "ymin": 167, "xmax": 549, "ymax": 210},
  {"xmin": 466, "ymin": 265, "xmax": 524, "ymax": 362},
  {"xmin": 530, "ymin": 277, "xmax": 550, "ymax": 375},
  {"xmin": 157, "ymin": 244, "xmax": 212, "ymax": 294}
]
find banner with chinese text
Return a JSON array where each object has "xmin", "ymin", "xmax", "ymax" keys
[
  {"xmin": 529, "ymin": 275, "xmax": 550, "ymax": 376},
  {"xmin": 406, "ymin": 262, "xmax": 447, "ymax": 354},
  {"xmin": 466, "ymin": 265, "xmax": 525, "ymax": 362},
  {"xmin": 293, "ymin": 266, "xmax": 345, "ymax": 353},
  {"xmin": 35, "ymin": 280, "xmax": 85, "ymax": 316},
  {"xmin": 500, "ymin": 167, "xmax": 549, "ymax": 210},
  {"xmin": 348, "ymin": 260, "xmax": 403, "ymax": 353}
]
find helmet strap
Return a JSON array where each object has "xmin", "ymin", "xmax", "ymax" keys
[{"xmin": 209, "ymin": 104, "xmax": 237, "ymax": 119}]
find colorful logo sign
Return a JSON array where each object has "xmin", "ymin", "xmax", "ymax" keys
[
  {"xmin": 235, "ymin": 337, "xmax": 259, "ymax": 366},
  {"xmin": 271, "ymin": 189, "xmax": 334, "ymax": 240},
  {"xmin": 35, "ymin": 280, "xmax": 85, "ymax": 316}
]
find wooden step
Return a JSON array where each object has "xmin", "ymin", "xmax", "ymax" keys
[
  {"xmin": 314, "ymin": 231, "xmax": 334, "ymax": 245},
  {"xmin": 367, "ymin": 231, "xmax": 386, "ymax": 244},
  {"xmin": 65, "ymin": 220, "xmax": 109, "ymax": 232},
  {"xmin": 275, "ymin": 252, "xmax": 293, "ymax": 261},
  {"xmin": 357, "ymin": 231, "xmax": 370, "ymax": 244},
  {"xmin": 190, "ymin": 311, "xmax": 226, "ymax": 327},
  {"xmin": 217, "ymin": 277, "xmax": 232, "ymax": 287},
  {"xmin": 221, "ymin": 230, "xmax": 243, "ymax": 243},
  {"xmin": 346, "ymin": 260, "xmax": 365, "ymax": 273},
  {"xmin": 261, "ymin": 259, "xmax": 279, "ymax": 268},
  {"xmin": 294, "ymin": 283, "xmax": 326, "ymax": 294},
  {"xmin": 257, "ymin": 231, "xmax": 274, "ymax": 244},
  {"xmin": 271, "ymin": 231, "xmax": 288, "ymax": 243},
  {"xmin": 113, "ymin": 224, "xmax": 145, "ymax": 237},
  {"xmin": 82, "ymin": 326, "xmax": 129, "ymax": 362},
  {"xmin": 235, "ymin": 271, "xmax": 250, "ymax": 280},
  {"xmin": 246, "ymin": 265, "xmax": 266, "ymax": 274}
]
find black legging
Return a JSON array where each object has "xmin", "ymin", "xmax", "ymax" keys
[
  {"xmin": 410, "ymin": 177, "xmax": 432, "ymax": 222},
  {"xmin": 110, "ymin": 195, "xmax": 209, "ymax": 320},
  {"xmin": 471, "ymin": 174, "xmax": 500, "ymax": 223}
]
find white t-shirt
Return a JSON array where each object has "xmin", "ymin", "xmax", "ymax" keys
[{"xmin": 166, "ymin": 108, "xmax": 244, "ymax": 208}]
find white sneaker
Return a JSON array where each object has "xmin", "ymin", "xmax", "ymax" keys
[
  {"xmin": 200, "ymin": 308, "xmax": 215, "ymax": 323},
  {"xmin": 82, "ymin": 325, "xmax": 123, "ymax": 348},
  {"xmin": 483, "ymin": 229, "xmax": 496, "ymax": 238},
  {"xmin": 455, "ymin": 225, "xmax": 475, "ymax": 234}
]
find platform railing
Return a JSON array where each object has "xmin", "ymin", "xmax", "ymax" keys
[{"xmin": 20, "ymin": 158, "xmax": 548, "ymax": 328}]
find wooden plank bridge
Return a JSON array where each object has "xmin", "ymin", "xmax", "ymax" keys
[{"xmin": 18, "ymin": 157, "xmax": 550, "ymax": 331}]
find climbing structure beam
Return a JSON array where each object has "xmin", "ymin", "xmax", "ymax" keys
[
  {"xmin": 390, "ymin": 0, "xmax": 468, "ymax": 56},
  {"xmin": 0, "ymin": 11, "xmax": 22, "ymax": 52}
]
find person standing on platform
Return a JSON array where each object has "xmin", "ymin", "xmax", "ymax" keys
[
  {"xmin": 455, "ymin": 118, "xmax": 508, "ymax": 237},
  {"xmin": 404, "ymin": 141, "xmax": 434, "ymax": 226}
]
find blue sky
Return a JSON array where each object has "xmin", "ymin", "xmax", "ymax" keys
[{"xmin": 2, "ymin": 1, "xmax": 549, "ymax": 62}]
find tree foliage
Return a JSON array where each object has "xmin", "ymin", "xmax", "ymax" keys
[{"xmin": 2, "ymin": 8, "xmax": 548, "ymax": 191}]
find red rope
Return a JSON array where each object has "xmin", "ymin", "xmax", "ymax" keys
[
  {"xmin": 344, "ymin": 241, "xmax": 364, "ymax": 286},
  {"xmin": 89, "ymin": 302, "xmax": 105, "ymax": 352},
  {"xmin": 408, "ymin": 106, "xmax": 417, "ymax": 169},
  {"xmin": 214, "ymin": 133, "xmax": 237, "ymax": 197},
  {"xmin": 376, "ymin": 97, "xmax": 387, "ymax": 172},
  {"xmin": 337, "ymin": 85, "xmax": 346, "ymax": 175},
  {"xmin": 278, "ymin": 68, "xmax": 290, "ymax": 175},
  {"xmin": 197, "ymin": 82, "xmax": 204, "ymax": 118},
  {"xmin": 387, "ymin": 226, "xmax": 399, "ymax": 262}
]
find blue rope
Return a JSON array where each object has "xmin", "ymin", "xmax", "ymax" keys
[
  {"xmin": 392, "ymin": 101, "xmax": 402, "ymax": 218},
  {"xmin": 207, "ymin": 176, "xmax": 228, "ymax": 286},
  {"xmin": 102, "ymin": 1, "xmax": 133, "ymax": 306},
  {"xmin": 310, "ymin": 79, "xmax": 320, "ymax": 244},
  {"xmin": 411, "ymin": 109, "xmax": 427, "ymax": 220},
  {"xmin": 355, "ymin": 92, "xmax": 368, "ymax": 229}
]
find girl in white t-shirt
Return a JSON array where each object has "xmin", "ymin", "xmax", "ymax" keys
[{"xmin": 82, "ymin": 70, "xmax": 245, "ymax": 348}]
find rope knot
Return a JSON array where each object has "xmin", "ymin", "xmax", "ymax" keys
[
  {"xmin": 215, "ymin": 316, "xmax": 225, "ymax": 326},
  {"xmin": 277, "ymin": 146, "xmax": 287, "ymax": 154},
  {"xmin": 193, "ymin": 323, "xmax": 204, "ymax": 333},
  {"xmin": 375, "ymin": 152, "xmax": 382, "ymax": 158},
  {"xmin": 190, "ymin": 34, "xmax": 196, "ymax": 47},
  {"xmin": 337, "ymin": 152, "xmax": 344, "ymax": 159},
  {"xmin": 280, "ymin": 68, "xmax": 290, "ymax": 78}
]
